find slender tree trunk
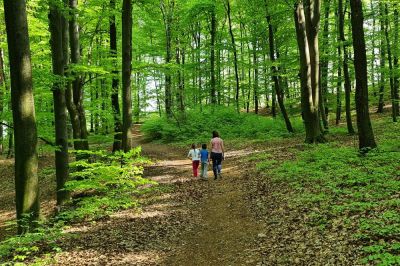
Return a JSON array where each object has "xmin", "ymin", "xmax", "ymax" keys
[
  {"xmin": 319, "ymin": 1, "xmax": 330, "ymax": 131},
  {"xmin": 0, "ymin": 49, "xmax": 4, "ymax": 155},
  {"xmin": 122, "ymin": 0, "xmax": 133, "ymax": 152},
  {"xmin": 370, "ymin": 0, "xmax": 377, "ymax": 97},
  {"xmin": 267, "ymin": 15, "xmax": 294, "ymax": 132},
  {"xmin": 210, "ymin": 7, "xmax": 217, "ymax": 105},
  {"xmin": 377, "ymin": 2, "xmax": 386, "ymax": 113},
  {"xmin": 384, "ymin": 3, "xmax": 397, "ymax": 122},
  {"xmin": 336, "ymin": 43, "xmax": 343, "ymax": 125},
  {"xmin": 49, "ymin": 1, "xmax": 70, "ymax": 206},
  {"xmin": 394, "ymin": 4, "xmax": 400, "ymax": 117},
  {"xmin": 339, "ymin": 0, "xmax": 355, "ymax": 134},
  {"xmin": 4, "ymin": 0, "xmax": 39, "ymax": 234},
  {"xmin": 110, "ymin": 0, "xmax": 122, "ymax": 151},
  {"xmin": 252, "ymin": 36, "xmax": 259, "ymax": 114},
  {"xmin": 350, "ymin": 0, "xmax": 377, "ymax": 150},
  {"xmin": 67, "ymin": 0, "xmax": 89, "ymax": 151},
  {"xmin": 294, "ymin": 0, "xmax": 325, "ymax": 143},
  {"xmin": 225, "ymin": 0, "xmax": 240, "ymax": 112},
  {"xmin": 161, "ymin": 0, "xmax": 174, "ymax": 117}
]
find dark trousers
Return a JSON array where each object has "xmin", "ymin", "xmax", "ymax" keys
[{"xmin": 210, "ymin": 152, "xmax": 222, "ymax": 178}]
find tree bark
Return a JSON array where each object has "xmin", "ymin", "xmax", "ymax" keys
[
  {"xmin": 122, "ymin": 0, "xmax": 133, "ymax": 152},
  {"xmin": 294, "ymin": 0, "xmax": 325, "ymax": 143},
  {"xmin": 110, "ymin": 0, "xmax": 122, "ymax": 151},
  {"xmin": 49, "ymin": 1, "xmax": 70, "ymax": 206},
  {"xmin": 4, "ymin": 0, "xmax": 40, "ymax": 233},
  {"xmin": 350, "ymin": 0, "xmax": 377, "ymax": 150}
]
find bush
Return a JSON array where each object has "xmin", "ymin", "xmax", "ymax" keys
[{"xmin": 141, "ymin": 107, "xmax": 303, "ymax": 144}]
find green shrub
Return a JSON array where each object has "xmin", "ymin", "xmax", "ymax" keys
[{"xmin": 141, "ymin": 107, "xmax": 303, "ymax": 144}]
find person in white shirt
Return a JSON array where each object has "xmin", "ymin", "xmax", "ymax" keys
[{"xmin": 187, "ymin": 144, "xmax": 201, "ymax": 177}]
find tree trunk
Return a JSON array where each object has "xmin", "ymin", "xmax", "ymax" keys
[
  {"xmin": 210, "ymin": 7, "xmax": 217, "ymax": 105},
  {"xmin": 110, "ymin": 0, "xmax": 122, "ymax": 152},
  {"xmin": 319, "ymin": 1, "xmax": 330, "ymax": 131},
  {"xmin": 161, "ymin": 0, "xmax": 174, "ymax": 117},
  {"xmin": 122, "ymin": 0, "xmax": 133, "ymax": 152},
  {"xmin": 267, "ymin": 15, "xmax": 294, "ymax": 133},
  {"xmin": 225, "ymin": 0, "xmax": 240, "ymax": 112},
  {"xmin": 294, "ymin": 0, "xmax": 325, "ymax": 143},
  {"xmin": 0, "ymin": 49, "xmax": 4, "ymax": 155},
  {"xmin": 384, "ymin": 3, "xmax": 397, "ymax": 122},
  {"xmin": 67, "ymin": 0, "xmax": 89, "ymax": 151},
  {"xmin": 394, "ymin": 4, "xmax": 400, "ymax": 118},
  {"xmin": 4, "ymin": 0, "xmax": 40, "ymax": 233},
  {"xmin": 339, "ymin": 0, "xmax": 355, "ymax": 134},
  {"xmin": 377, "ymin": 2, "xmax": 386, "ymax": 113},
  {"xmin": 252, "ymin": 36, "xmax": 259, "ymax": 114},
  {"xmin": 49, "ymin": 1, "xmax": 70, "ymax": 206},
  {"xmin": 350, "ymin": 0, "xmax": 377, "ymax": 150},
  {"xmin": 336, "ymin": 43, "xmax": 342, "ymax": 125}
]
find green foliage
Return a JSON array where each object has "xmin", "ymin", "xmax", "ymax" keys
[
  {"xmin": 0, "ymin": 147, "xmax": 155, "ymax": 264},
  {"xmin": 142, "ymin": 107, "xmax": 303, "ymax": 144},
  {"xmin": 0, "ymin": 220, "xmax": 63, "ymax": 264},
  {"xmin": 59, "ymin": 147, "xmax": 154, "ymax": 222}
]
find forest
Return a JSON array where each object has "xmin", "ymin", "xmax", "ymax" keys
[{"xmin": 0, "ymin": 0, "xmax": 399, "ymax": 264}]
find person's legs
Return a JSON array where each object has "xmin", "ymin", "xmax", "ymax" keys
[
  {"xmin": 192, "ymin": 160, "xmax": 199, "ymax": 177},
  {"xmin": 202, "ymin": 162, "xmax": 208, "ymax": 179},
  {"xmin": 211, "ymin": 152, "xmax": 218, "ymax": 179}
]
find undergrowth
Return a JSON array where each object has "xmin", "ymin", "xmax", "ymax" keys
[
  {"xmin": 254, "ymin": 118, "xmax": 400, "ymax": 265},
  {"xmin": 141, "ymin": 107, "xmax": 303, "ymax": 145},
  {"xmin": 0, "ymin": 147, "xmax": 154, "ymax": 265}
]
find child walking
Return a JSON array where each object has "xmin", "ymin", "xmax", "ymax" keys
[
  {"xmin": 187, "ymin": 144, "xmax": 200, "ymax": 177},
  {"xmin": 200, "ymin": 144, "xmax": 209, "ymax": 180}
]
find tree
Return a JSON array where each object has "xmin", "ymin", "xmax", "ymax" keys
[
  {"xmin": 67, "ymin": 0, "xmax": 89, "ymax": 152},
  {"xmin": 3, "ymin": 0, "xmax": 40, "ymax": 233},
  {"xmin": 266, "ymin": 14, "xmax": 294, "ymax": 133},
  {"xmin": 338, "ymin": 0, "xmax": 355, "ymax": 134},
  {"xmin": 110, "ymin": 0, "xmax": 123, "ymax": 151},
  {"xmin": 349, "ymin": 0, "xmax": 377, "ymax": 150},
  {"xmin": 225, "ymin": 0, "xmax": 240, "ymax": 112},
  {"xmin": 294, "ymin": 0, "xmax": 325, "ymax": 143},
  {"xmin": 161, "ymin": 0, "xmax": 174, "ymax": 117},
  {"xmin": 122, "ymin": 0, "xmax": 133, "ymax": 152},
  {"xmin": 49, "ymin": 0, "xmax": 70, "ymax": 205}
]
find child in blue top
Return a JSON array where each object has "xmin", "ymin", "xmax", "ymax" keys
[{"xmin": 200, "ymin": 144, "xmax": 210, "ymax": 180}]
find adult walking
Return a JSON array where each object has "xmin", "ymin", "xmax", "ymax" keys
[{"xmin": 210, "ymin": 131, "xmax": 224, "ymax": 180}]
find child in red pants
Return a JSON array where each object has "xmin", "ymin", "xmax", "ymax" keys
[{"xmin": 187, "ymin": 144, "xmax": 200, "ymax": 177}]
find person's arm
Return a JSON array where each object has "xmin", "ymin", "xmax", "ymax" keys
[
  {"xmin": 187, "ymin": 150, "xmax": 192, "ymax": 160},
  {"xmin": 221, "ymin": 140, "xmax": 225, "ymax": 159}
]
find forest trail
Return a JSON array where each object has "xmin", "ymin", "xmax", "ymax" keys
[
  {"xmin": 133, "ymin": 126, "xmax": 264, "ymax": 265},
  {"xmin": 47, "ymin": 126, "xmax": 266, "ymax": 265}
]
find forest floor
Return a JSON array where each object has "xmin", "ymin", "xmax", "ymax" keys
[{"xmin": 1, "ymin": 122, "xmax": 380, "ymax": 265}]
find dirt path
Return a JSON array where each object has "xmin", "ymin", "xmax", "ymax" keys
[{"xmin": 45, "ymin": 128, "xmax": 264, "ymax": 265}]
